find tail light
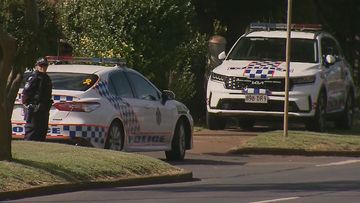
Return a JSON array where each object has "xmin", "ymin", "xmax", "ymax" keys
[{"xmin": 53, "ymin": 102, "xmax": 100, "ymax": 112}]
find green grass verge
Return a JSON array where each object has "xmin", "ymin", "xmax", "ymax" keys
[
  {"xmin": 230, "ymin": 130, "xmax": 360, "ymax": 154},
  {"xmin": 0, "ymin": 141, "xmax": 183, "ymax": 193}
]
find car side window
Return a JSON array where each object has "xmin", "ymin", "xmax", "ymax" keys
[
  {"xmin": 126, "ymin": 72, "xmax": 160, "ymax": 101},
  {"xmin": 109, "ymin": 71, "xmax": 134, "ymax": 98},
  {"xmin": 321, "ymin": 37, "xmax": 340, "ymax": 61}
]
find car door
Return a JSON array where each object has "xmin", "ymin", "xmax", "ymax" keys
[
  {"xmin": 108, "ymin": 70, "xmax": 142, "ymax": 148},
  {"xmin": 125, "ymin": 71, "xmax": 174, "ymax": 148},
  {"xmin": 320, "ymin": 37, "xmax": 346, "ymax": 112}
]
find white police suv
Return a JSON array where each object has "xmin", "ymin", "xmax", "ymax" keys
[
  {"xmin": 12, "ymin": 56, "xmax": 193, "ymax": 161},
  {"xmin": 207, "ymin": 23, "xmax": 356, "ymax": 132}
]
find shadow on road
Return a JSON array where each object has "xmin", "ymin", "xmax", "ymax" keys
[{"xmin": 114, "ymin": 180, "xmax": 360, "ymax": 193}]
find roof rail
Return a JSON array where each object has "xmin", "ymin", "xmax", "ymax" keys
[
  {"xmin": 249, "ymin": 23, "xmax": 322, "ymax": 32},
  {"xmin": 45, "ymin": 56, "xmax": 126, "ymax": 66}
]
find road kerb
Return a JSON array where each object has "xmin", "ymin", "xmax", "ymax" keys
[{"xmin": 0, "ymin": 170, "xmax": 193, "ymax": 201}]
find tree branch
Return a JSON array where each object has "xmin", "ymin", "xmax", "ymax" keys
[{"xmin": 25, "ymin": 0, "xmax": 39, "ymax": 30}]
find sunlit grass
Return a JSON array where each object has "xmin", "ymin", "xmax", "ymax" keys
[{"xmin": 0, "ymin": 141, "xmax": 182, "ymax": 193}]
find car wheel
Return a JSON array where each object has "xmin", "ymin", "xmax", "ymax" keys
[
  {"xmin": 105, "ymin": 121, "xmax": 124, "ymax": 151},
  {"xmin": 238, "ymin": 119, "xmax": 255, "ymax": 130},
  {"xmin": 335, "ymin": 93, "xmax": 354, "ymax": 130},
  {"xmin": 306, "ymin": 91, "xmax": 327, "ymax": 132},
  {"xmin": 206, "ymin": 112, "xmax": 226, "ymax": 130},
  {"xmin": 165, "ymin": 120, "xmax": 186, "ymax": 161}
]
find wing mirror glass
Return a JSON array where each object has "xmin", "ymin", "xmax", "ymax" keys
[
  {"xmin": 325, "ymin": 55, "xmax": 336, "ymax": 65},
  {"xmin": 218, "ymin": 51, "xmax": 226, "ymax": 60}
]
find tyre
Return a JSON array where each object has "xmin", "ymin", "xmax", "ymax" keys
[
  {"xmin": 238, "ymin": 119, "xmax": 255, "ymax": 130},
  {"xmin": 165, "ymin": 120, "xmax": 186, "ymax": 161},
  {"xmin": 105, "ymin": 121, "xmax": 124, "ymax": 151},
  {"xmin": 305, "ymin": 91, "xmax": 327, "ymax": 132},
  {"xmin": 206, "ymin": 112, "xmax": 226, "ymax": 130},
  {"xmin": 335, "ymin": 93, "xmax": 354, "ymax": 130}
]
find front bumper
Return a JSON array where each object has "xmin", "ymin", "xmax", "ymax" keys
[{"xmin": 207, "ymin": 80, "xmax": 317, "ymax": 118}]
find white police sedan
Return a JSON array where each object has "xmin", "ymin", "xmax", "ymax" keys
[{"xmin": 12, "ymin": 56, "xmax": 193, "ymax": 161}]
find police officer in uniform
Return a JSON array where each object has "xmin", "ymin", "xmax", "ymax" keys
[{"xmin": 22, "ymin": 57, "xmax": 53, "ymax": 141}]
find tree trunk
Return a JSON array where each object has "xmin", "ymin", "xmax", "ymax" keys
[
  {"xmin": 0, "ymin": 29, "xmax": 18, "ymax": 161},
  {"xmin": 0, "ymin": 0, "xmax": 39, "ymax": 161}
]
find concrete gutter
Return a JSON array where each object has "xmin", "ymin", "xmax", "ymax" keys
[
  {"xmin": 229, "ymin": 148, "xmax": 360, "ymax": 157},
  {"xmin": 194, "ymin": 129, "xmax": 258, "ymax": 137},
  {"xmin": 0, "ymin": 171, "xmax": 194, "ymax": 201}
]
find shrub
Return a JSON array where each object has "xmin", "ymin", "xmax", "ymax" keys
[{"xmin": 58, "ymin": 0, "xmax": 207, "ymax": 112}]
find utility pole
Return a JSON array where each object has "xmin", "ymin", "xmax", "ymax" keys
[{"xmin": 284, "ymin": 0, "xmax": 292, "ymax": 137}]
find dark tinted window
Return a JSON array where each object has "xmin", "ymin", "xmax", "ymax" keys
[
  {"xmin": 126, "ymin": 72, "xmax": 160, "ymax": 100},
  {"xmin": 22, "ymin": 72, "xmax": 98, "ymax": 91},
  {"xmin": 109, "ymin": 71, "xmax": 134, "ymax": 98},
  {"xmin": 227, "ymin": 37, "xmax": 317, "ymax": 63}
]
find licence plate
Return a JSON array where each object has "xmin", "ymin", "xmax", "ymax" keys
[{"xmin": 245, "ymin": 94, "xmax": 268, "ymax": 103}]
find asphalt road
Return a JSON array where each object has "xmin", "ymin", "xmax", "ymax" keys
[{"xmin": 6, "ymin": 150, "xmax": 360, "ymax": 203}]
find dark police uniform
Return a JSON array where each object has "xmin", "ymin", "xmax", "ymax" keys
[{"xmin": 22, "ymin": 70, "xmax": 53, "ymax": 141}]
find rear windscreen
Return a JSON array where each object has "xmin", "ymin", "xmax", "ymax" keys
[{"xmin": 22, "ymin": 72, "xmax": 99, "ymax": 91}]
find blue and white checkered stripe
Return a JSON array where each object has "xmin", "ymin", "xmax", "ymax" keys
[
  {"xmin": 243, "ymin": 88, "xmax": 267, "ymax": 94},
  {"xmin": 62, "ymin": 125, "xmax": 106, "ymax": 146},
  {"xmin": 53, "ymin": 95, "xmax": 74, "ymax": 102},
  {"xmin": 94, "ymin": 80, "xmax": 140, "ymax": 135},
  {"xmin": 246, "ymin": 61, "xmax": 283, "ymax": 70},
  {"xmin": 243, "ymin": 61, "xmax": 284, "ymax": 79},
  {"xmin": 16, "ymin": 94, "xmax": 75, "ymax": 104},
  {"xmin": 243, "ymin": 69, "xmax": 275, "ymax": 79},
  {"xmin": 12, "ymin": 122, "xmax": 106, "ymax": 147}
]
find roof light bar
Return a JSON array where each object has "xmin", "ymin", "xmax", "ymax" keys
[
  {"xmin": 250, "ymin": 23, "xmax": 287, "ymax": 30},
  {"xmin": 45, "ymin": 56, "xmax": 126, "ymax": 66},
  {"xmin": 250, "ymin": 23, "xmax": 322, "ymax": 31},
  {"xmin": 291, "ymin": 24, "xmax": 322, "ymax": 31}
]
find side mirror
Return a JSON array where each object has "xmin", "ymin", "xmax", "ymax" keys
[
  {"xmin": 162, "ymin": 90, "xmax": 175, "ymax": 103},
  {"xmin": 325, "ymin": 55, "xmax": 336, "ymax": 66},
  {"xmin": 218, "ymin": 51, "xmax": 226, "ymax": 60}
]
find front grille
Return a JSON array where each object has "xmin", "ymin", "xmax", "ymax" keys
[
  {"xmin": 224, "ymin": 77, "xmax": 290, "ymax": 92},
  {"xmin": 217, "ymin": 99, "xmax": 300, "ymax": 112}
]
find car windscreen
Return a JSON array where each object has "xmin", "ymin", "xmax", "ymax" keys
[
  {"xmin": 21, "ymin": 72, "xmax": 99, "ymax": 91},
  {"xmin": 227, "ymin": 37, "xmax": 317, "ymax": 63}
]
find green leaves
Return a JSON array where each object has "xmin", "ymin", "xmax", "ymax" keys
[
  {"xmin": 0, "ymin": 0, "xmax": 61, "ymax": 69},
  {"xmin": 59, "ymin": 0, "xmax": 207, "ymax": 104}
]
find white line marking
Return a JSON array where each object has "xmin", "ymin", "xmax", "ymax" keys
[
  {"xmin": 250, "ymin": 197, "xmax": 299, "ymax": 203},
  {"xmin": 316, "ymin": 159, "xmax": 360, "ymax": 167}
]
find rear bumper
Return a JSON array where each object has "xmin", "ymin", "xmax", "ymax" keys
[
  {"xmin": 12, "ymin": 122, "xmax": 108, "ymax": 148},
  {"xmin": 12, "ymin": 134, "xmax": 94, "ymax": 147}
]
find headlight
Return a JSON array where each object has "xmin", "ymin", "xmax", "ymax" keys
[
  {"xmin": 291, "ymin": 75, "xmax": 316, "ymax": 84},
  {"xmin": 210, "ymin": 72, "xmax": 225, "ymax": 82}
]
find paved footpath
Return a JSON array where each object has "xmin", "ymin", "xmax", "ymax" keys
[{"xmin": 191, "ymin": 128, "xmax": 259, "ymax": 154}]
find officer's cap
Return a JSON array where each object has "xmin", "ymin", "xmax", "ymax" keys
[{"xmin": 35, "ymin": 57, "xmax": 49, "ymax": 67}]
